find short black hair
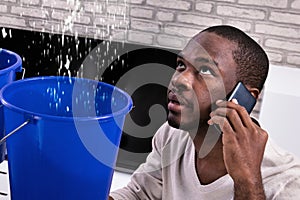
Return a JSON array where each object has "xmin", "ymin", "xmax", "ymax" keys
[{"xmin": 201, "ymin": 25, "xmax": 269, "ymax": 92}]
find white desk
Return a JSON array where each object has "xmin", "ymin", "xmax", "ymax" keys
[
  {"xmin": 0, "ymin": 161, "xmax": 10, "ymax": 200},
  {"xmin": 0, "ymin": 160, "xmax": 131, "ymax": 200}
]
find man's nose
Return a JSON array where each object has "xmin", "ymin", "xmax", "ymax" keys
[{"xmin": 171, "ymin": 70, "xmax": 193, "ymax": 92}]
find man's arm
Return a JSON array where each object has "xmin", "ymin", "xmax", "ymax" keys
[
  {"xmin": 233, "ymin": 175, "xmax": 265, "ymax": 200},
  {"xmin": 209, "ymin": 99, "xmax": 268, "ymax": 200}
]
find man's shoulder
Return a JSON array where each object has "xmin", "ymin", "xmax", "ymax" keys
[
  {"xmin": 262, "ymin": 138, "xmax": 300, "ymax": 183},
  {"xmin": 262, "ymin": 139, "xmax": 300, "ymax": 198},
  {"xmin": 263, "ymin": 138, "xmax": 300, "ymax": 167}
]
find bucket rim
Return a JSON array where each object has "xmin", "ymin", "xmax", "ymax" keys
[
  {"xmin": 0, "ymin": 76, "xmax": 133, "ymax": 121},
  {"xmin": 0, "ymin": 48, "xmax": 22, "ymax": 75}
]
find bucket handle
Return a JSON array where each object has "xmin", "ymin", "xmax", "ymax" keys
[
  {"xmin": 0, "ymin": 119, "xmax": 30, "ymax": 145},
  {"xmin": 0, "ymin": 68, "xmax": 27, "ymax": 146}
]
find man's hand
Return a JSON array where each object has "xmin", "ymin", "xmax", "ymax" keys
[{"xmin": 208, "ymin": 99, "xmax": 268, "ymax": 200}]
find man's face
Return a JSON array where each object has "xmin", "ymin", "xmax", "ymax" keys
[{"xmin": 167, "ymin": 32, "xmax": 238, "ymax": 131}]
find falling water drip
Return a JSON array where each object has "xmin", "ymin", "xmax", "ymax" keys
[
  {"xmin": 62, "ymin": 0, "xmax": 82, "ymax": 34},
  {"xmin": 2, "ymin": 28, "xmax": 7, "ymax": 38}
]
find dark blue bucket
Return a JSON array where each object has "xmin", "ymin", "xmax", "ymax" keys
[
  {"xmin": 0, "ymin": 76, "xmax": 132, "ymax": 200},
  {"xmin": 0, "ymin": 48, "xmax": 22, "ymax": 163}
]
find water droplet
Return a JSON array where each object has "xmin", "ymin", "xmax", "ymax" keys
[{"xmin": 2, "ymin": 28, "xmax": 7, "ymax": 38}]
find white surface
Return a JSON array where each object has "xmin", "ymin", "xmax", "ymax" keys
[
  {"xmin": 110, "ymin": 170, "xmax": 132, "ymax": 191},
  {"xmin": 0, "ymin": 161, "xmax": 10, "ymax": 200},
  {"xmin": 259, "ymin": 65, "xmax": 300, "ymax": 158},
  {"xmin": 0, "ymin": 160, "xmax": 131, "ymax": 200}
]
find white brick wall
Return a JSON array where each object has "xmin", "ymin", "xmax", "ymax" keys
[
  {"xmin": 107, "ymin": 3, "xmax": 128, "ymax": 16},
  {"xmin": 265, "ymin": 38, "xmax": 300, "ymax": 52},
  {"xmin": 177, "ymin": 14, "xmax": 222, "ymax": 26},
  {"xmin": 238, "ymin": 0, "xmax": 288, "ymax": 8},
  {"xmin": 164, "ymin": 24, "xmax": 200, "ymax": 38},
  {"xmin": 42, "ymin": 0, "xmax": 79, "ymax": 10},
  {"xmin": 266, "ymin": 50, "xmax": 283, "ymax": 62},
  {"xmin": 157, "ymin": 34, "xmax": 186, "ymax": 49},
  {"xmin": 146, "ymin": 0, "xmax": 191, "ymax": 11},
  {"xmin": 3, "ymin": 0, "xmax": 16, "ymax": 2},
  {"xmin": 0, "ymin": 15, "xmax": 26, "ymax": 27},
  {"xmin": 195, "ymin": 2, "xmax": 213, "ymax": 13},
  {"xmin": 156, "ymin": 11, "xmax": 174, "ymax": 22},
  {"xmin": 11, "ymin": 6, "xmax": 49, "ymax": 19},
  {"xmin": 270, "ymin": 11, "xmax": 300, "ymax": 25},
  {"xmin": 0, "ymin": 4, "xmax": 7, "ymax": 12},
  {"xmin": 130, "ymin": 7, "xmax": 153, "ymax": 19},
  {"xmin": 52, "ymin": 10, "xmax": 91, "ymax": 25},
  {"xmin": 226, "ymin": 20, "xmax": 252, "ymax": 32},
  {"xmin": 131, "ymin": 19, "xmax": 161, "ymax": 33},
  {"xmin": 287, "ymin": 53, "xmax": 300, "ymax": 65},
  {"xmin": 128, "ymin": 30, "xmax": 154, "ymax": 44},
  {"xmin": 129, "ymin": 0, "xmax": 145, "ymax": 5},
  {"xmin": 1, "ymin": 0, "xmax": 300, "ymax": 67},
  {"xmin": 217, "ymin": 5, "xmax": 266, "ymax": 20},
  {"xmin": 21, "ymin": 0, "xmax": 40, "ymax": 6},
  {"xmin": 83, "ymin": 2, "xmax": 105, "ymax": 14},
  {"xmin": 292, "ymin": 0, "xmax": 300, "ymax": 9},
  {"xmin": 256, "ymin": 23, "xmax": 300, "ymax": 39}
]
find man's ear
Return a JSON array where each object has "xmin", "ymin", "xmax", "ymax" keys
[{"xmin": 247, "ymin": 87, "xmax": 260, "ymax": 99}]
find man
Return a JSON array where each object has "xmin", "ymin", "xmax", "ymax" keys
[{"xmin": 109, "ymin": 25, "xmax": 300, "ymax": 199}]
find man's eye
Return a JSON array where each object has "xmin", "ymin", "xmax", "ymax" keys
[
  {"xmin": 176, "ymin": 61, "xmax": 185, "ymax": 70},
  {"xmin": 199, "ymin": 66, "xmax": 213, "ymax": 75}
]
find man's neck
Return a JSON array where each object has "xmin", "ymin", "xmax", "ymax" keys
[
  {"xmin": 191, "ymin": 125, "xmax": 222, "ymax": 156},
  {"xmin": 191, "ymin": 125, "xmax": 228, "ymax": 185}
]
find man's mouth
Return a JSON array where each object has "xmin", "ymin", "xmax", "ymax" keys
[
  {"xmin": 167, "ymin": 90, "xmax": 190, "ymax": 112},
  {"xmin": 169, "ymin": 99, "xmax": 180, "ymax": 105},
  {"xmin": 168, "ymin": 93, "xmax": 180, "ymax": 104}
]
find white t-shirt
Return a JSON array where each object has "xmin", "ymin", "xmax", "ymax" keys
[{"xmin": 110, "ymin": 122, "xmax": 300, "ymax": 200}]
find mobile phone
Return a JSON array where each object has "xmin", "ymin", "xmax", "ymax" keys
[
  {"xmin": 226, "ymin": 81, "xmax": 256, "ymax": 114},
  {"xmin": 214, "ymin": 81, "xmax": 256, "ymax": 133}
]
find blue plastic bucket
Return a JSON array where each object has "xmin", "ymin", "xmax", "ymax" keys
[
  {"xmin": 0, "ymin": 48, "xmax": 22, "ymax": 163},
  {"xmin": 0, "ymin": 76, "xmax": 132, "ymax": 200}
]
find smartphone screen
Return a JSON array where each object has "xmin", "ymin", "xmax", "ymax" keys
[
  {"xmin": 213, "ymin": 82, "xmax": 257, "ymax": 133},
  {"xmin": 227, "ymin": 82, "xmax": 256, "ymax": 114}
]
